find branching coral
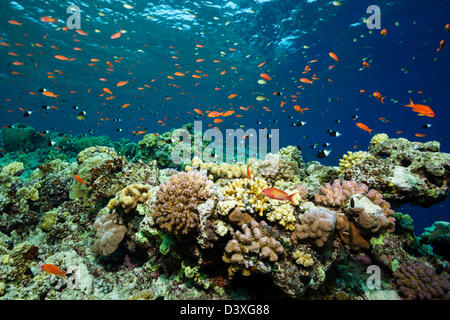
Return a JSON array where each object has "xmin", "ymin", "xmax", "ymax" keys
[
  {"xmin": 92, "ymin": 213, "xmax": 127, "ymax": 256},
  {"xmin": 291, "ymin": 207, "xmax": 336, "ymax": 247},
  {"xmin": 391, "ymin": 261, "xmax": 450, "ymax": 300},
  {"xmin": 222, "ymin": 177, "xmax": 269, "ymax": 216},
  {"xmin": 113, "ymin": 184, "xmax": 151, "ymax": 214},
  {"xmin": 266, "ymin": 200, "xmax": 297, "ymax": 231},
  {"xmin": 222, "ymin": 220, "xmax": 284, "ymax": 277},
  {"xmin": 152, "ymin": 172, "xmax": 213, "ymax": 236},
  {"xmin": 338, "ymin": 151, "xmax": 374, "ymax": 174}
]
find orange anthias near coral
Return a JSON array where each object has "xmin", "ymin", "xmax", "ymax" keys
[
  {"xmin": 41, "ymin": 264, "xmax": 66, "ymax": 277},
  {"xmin": 262, "ymin": 188, "xmax": 298, "ymax": 204}
]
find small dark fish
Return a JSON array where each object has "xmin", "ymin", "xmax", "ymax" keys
[
  {"xmin": 23, "ymin": 111, "xmax": 32, "ymax": 117},
  {"xmin": 116, "ymin": 128, "xmax": 122, "ymax": 132},
  {"xmin": 317, "ymin": 150, "xmax": 331, "ymax": 158},
  {"xmin": 423, "ymin": 124, "xmax": 432, "ymax": 129},
  {"xmin": 48, "ymin": 141, "xmax": 56, "ymax": 146},
  {"xmin": 38, "ymin": 88, "xmax": 47, "ymax": 93},
  {"xmin": 42, "ymin": 105, "xmax": 51, "ymax": 110},
  {"xmin": 327, "ymin": 129, "xmax": 341, "ymax": 137},
  {"xmin": 352, "ymin": 115, "xmax": 358, "ymax": 120},
  {"xmin": 335, "ymin": 119, "xmax": 341, "ymax": 123},
  {"xmin": 72, "ymin": 105, "xmax": 79, "ymax": 109},
  {"xmin": 322, "ymin": 143, "xmax": 330, "ymax": 147}
]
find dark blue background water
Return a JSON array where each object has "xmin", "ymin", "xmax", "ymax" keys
[{"xmin": 0, "ymin": 0, "xmax": 449, "ymax": 233}]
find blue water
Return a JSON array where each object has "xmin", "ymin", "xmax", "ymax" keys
[{"xmin": 0, "ymin": 0, "xmax": 449, "ymax": 233}]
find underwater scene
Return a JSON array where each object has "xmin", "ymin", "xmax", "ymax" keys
[{"xmin": 0, "ymin": 0, "xmax": 449, "ymax": 302}]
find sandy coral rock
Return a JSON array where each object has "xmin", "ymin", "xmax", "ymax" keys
[
  {"xmin": 115, "ymin": 184, "xmax": 151, "ymax": 214},
  {"xmin": 153, "ymin": 171, "xmax": 213, "ymax": 236},
  {"xmin": 256, "ymin": 153, "xmax": 299, "ymax": 185},
  {"xmin": 347, "ymin": 194, "xmax": 389, "ymax": 233},
  {"xmin": 0, "ymin": 162, "xmax": 24, "ymax": 177},
  {"xmin": 93, "ymin": 213, "xmax": 127, "ymax": 256},
  {"xmin": 292, "ymin": 207, "xmax": 336, "ymax": 247},
  {"xmin": 76, "ymin": 146, "xmax": 117, "ymax": 164},
  {"xmin": 336, "ymin": 212, "xmax": 370, "ymax": 251}
]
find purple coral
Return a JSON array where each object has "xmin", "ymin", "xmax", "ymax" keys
[{"xmin": 392, "ymin": 261, "xmax": 450, "ymax": 300}]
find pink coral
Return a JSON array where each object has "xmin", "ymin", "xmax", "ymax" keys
[
  {"xmin": 292, "ymin": 207, "xmax": 337, "ymax": 247},
  {"xmin": 314, "ymin": 179, "xmax": 369, "ymax": 208}
]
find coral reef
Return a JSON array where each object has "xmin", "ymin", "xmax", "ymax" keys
[{"xmin": 0, "ymin": 123, "xmax": 449, "ymax": 301}]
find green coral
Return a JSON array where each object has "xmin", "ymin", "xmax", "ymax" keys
[{"xmin": 40, "ymin": 209, "xmax": 58, "ymax": 231}]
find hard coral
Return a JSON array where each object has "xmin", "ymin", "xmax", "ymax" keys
[
  {"xmin": 92, "ymin": 213, "xmax": 127, "ymax": 256},
  {"xmin": 392, "ymin": 261, "xmax": 450, "ymax": 300},
  {"xmin": 152, "ymin": 171, "xmax": 213, "ymax": 236},
  {"xmin": 292, "ymin": 207, "xmax": 336, "ymax": 247},
  {"xmin": 114, "ymin": 184, "xmax": 151, "ymax": 214},
  {"xmin": 222, "ymin": 219, "xmax": 284, "ymax": 277},
  {"xmin": 222, "ymin": 177, "xmax": 269, "ymax": 216},
  {"xmin": 314, "ymin": 179, "xmax": 368, "ymax": 208}
]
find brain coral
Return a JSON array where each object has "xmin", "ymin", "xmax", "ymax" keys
[
  {"xmin": 152, "ymin": 172, "xmax": 213, "ymax": 236},
  {"xmin": 222, "ymin": 219, "xmax": 284, "ymax": 277},
  {"xmin": 392, "ymin": 261, "xmax": 450, "ymax": 300},
  {"xmin": 291, "ymin": 207, "xmax": 337, "ymax": 247}
]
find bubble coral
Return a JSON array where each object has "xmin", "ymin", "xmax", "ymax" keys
[
  {"xmin": 392, "ymin": 261, "xmax": 450, "ymax": 300},
  {"xmin": 222, "ymin": 219, "xmax": 284, "ymax": 277},
  {"xmin": 291, "ymin": 207, "xmax": 337, "ymax": 247},
  {"xmin": 152, "ymin": 172, "xmax": 213, "ymax": 236}
]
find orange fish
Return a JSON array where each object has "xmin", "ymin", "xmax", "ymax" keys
[
  {"xmin": 76, "ymin": 29, "xmax": 88, "ymax": 36},
  {"xmin": 415, "ymin": 133, "xmax": 426, "ymax": 138},
  {"xmin": 373, "ymin": 92, "xmax": 385, "ymax": 103},
  {"xmin": 116, "ymin": 81, "xmax": 128, "ymax": 87},
  {"xmin": 356, "ymin": 122, "xmax": 373, "ymax": 134},
  {"xmin": 446, "ymin": 24, "xmax": 450, "ymax": 33},
  {"xmin": 111, "ymin": 31, "xmax": 122, "ymax": 39},
  {"xmin": 300, "ymin": 78, "xmax": 313, "ymax": 84},
  {"xmin": 42, "ymin": 91, "xmax": 58, "ymax": 98},
  {"xmin": 121, "ymin": 103, "xmax": 130, "ymax": 109},
  {"xmin": 222, "ymin": 110, "xmax": 234, "ymax": 117},
  {"xmin": 404, "ymin": 98, "xmax": 435, "ymax": 117},
  {"xmin": 228, "ymin": 94, "xmax": 238, "ymax": 99},
  {"xmin": 8, "ymin": 20, "xmax": 22, "ymax": 26},
  {"xmin": 41, "ymin": 264, "xmax": 65, "ymax": 277},
  {"xmin": 257, "ymin": 62, "xmax": 266, "ymax": 68},
  {"xmin": 363, "ymin": 61, "xmax": 370, "ymax": 68},
  {"xmin": 196, "ymin": 59, "xmax": 205, "ymax": 62},
  {"xmin": 329, "ymin": 52, "xmax": 339, "ymax": 62},
  {"xmin": 208, "ymin": 111, "xmax": 222, "ymax": 117},
  {"xmin": 194, "ymin": 108, "xmax": 203, "ymax": 115},
  {"xmin": 103, "ymin": 88, "xmax": 113, "ymax": 95},
  {"xmin": 74, "ymin": 175, "xmax": 86, "ymax": 184},
  {"xmin": 54, "ymin": 55, "xmax": 72, "ymax": 61},
  {"xmin": 174, "ymin": 72, "xmax": 185, "ymax": 76},
  {"xmin": 213, "ymin": 119, "xmax": 223, "ymax": 123},
  {"xmin": 12, "ymin": 61, "xmax": 23, "ymax": 65},
  {"xmin": 40, "ymin": 16, "xmax": 58, "ymax": 24},
  {"xmin": 262, "ymin": 188, "xmax": 297, "ymax": 204},
  {"xmin": 260, "ymin": 73, "xmax": 271, "ymax": 81},
  {"xmin": 247, "ymin": 164, "xmax": 251, "ymax": 180},
  {"xmin": 436, "ymin": 40, "xmax": 444, "ymax": 53},
  {"xmin": 380, "ymin": 29, "xmax": 388, "ymax": 36}
]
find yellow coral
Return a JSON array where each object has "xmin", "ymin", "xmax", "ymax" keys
[
  {"xmin": 292, "ymin": 249, "xmax": 314, "ymax": 267},
  {"xmin": 186, "ymin": 156, "xmax": 247, "ymax": 180},
  {"xmin": 266, "ymin": 200, "xmax": 296, "ymax": 231},
  {"xmin": 370, "ymin": 133, "xmax": 389, "ymax": 146},
  {"xmin": 222, "ymin": 177, "xmax": 269, "ymax": 216},
  {"xmin": 338, "ymin": 151, "xmax": 373, "ymax": 174},
  {"xmin": 40, "ymin": 209, "xmax": 58, "ymax": 231}
]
